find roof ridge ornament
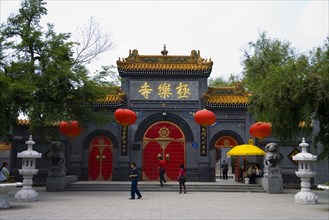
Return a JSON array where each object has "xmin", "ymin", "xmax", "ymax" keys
[
  {"xmin": 161, "ymin": 44, "xmax": 168, "ymax": 56},
  {"xmin": 116, "ymin": 48, "xmax": 213, "ymax": 75}
]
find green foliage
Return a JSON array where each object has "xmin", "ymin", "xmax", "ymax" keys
[
  {"xmin": 308, "ymin": 38, "xmax": 329, "ymax": 160},
  {"xmin": 208, "ymin": 74, "xmax": 241, "ymax": 87},
  {"xmin": 0, "ymin": 0, "xmax": 112, "ymax": 141},
  {"xmin": 0, "ymin": 71, "xmax": 15, "ymax": 139},
  {"xmin": 92, "ymin": 65, "xmax": 122, "ymax": 87},
  {"xmin": 242, "ymin": 32, "xmax": 329, "ymax": 160}
]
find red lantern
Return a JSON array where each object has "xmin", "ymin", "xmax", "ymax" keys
[
  {"xmin": 114, "ymin": 108, "xmax": 137, "ymax": 126},
  {"xmin": 194, "ymin": 109, "xmax": 216, "ymax": 127},
  {"xmin": 59, "ymin": 121, "xmax": 83, "ymax": 137},
  {"xmin": 249, "ymin": 122, "xmax": 272, "ymax": 139}
]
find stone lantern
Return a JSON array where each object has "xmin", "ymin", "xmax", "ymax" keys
[
  {"xmin": 292, "ymin": 137, "xmax": 318, "ymax": 204},
  {"xmin": 15, "ymin": 135, "xmax": 42, "ymax": 202}
]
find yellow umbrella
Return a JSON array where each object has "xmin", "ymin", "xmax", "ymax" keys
[{"xmin": 227, "ymin": 144, "xmax": 265, "ymax": 156}]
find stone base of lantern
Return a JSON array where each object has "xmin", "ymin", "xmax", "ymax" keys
[
  {"xmin": 1, "ymin": 183, "xmax": 23, "ymax": 209},
  {"xmin": 263, "ymin": 171, "xmax": 283, "ymax": 194},
  {"xmin": 294, "ymin": 191, "xmax": 318, "ymax": 204},
  {"xmin": 0, "ymin": 193, "xmax": 11, "ymax": 209},
  {"xmin": 15, "ymin": 188, "xmax": 38, "ymax": 202},
  {"xmin": 46, "ymin": 176, "xmax": 66, "ymax": 191}
]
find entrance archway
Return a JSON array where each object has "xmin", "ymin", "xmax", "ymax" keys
[
  {"xmin": 142, "ymin": 121, "xmax": 185, "ymax": 181},
  {"xmin": 215, "ymin": 136, "xmax": 238, "ymax": 180},
  {"xmin": 88, "ymin": 136, "xmax": 113, "ymax": 180}
]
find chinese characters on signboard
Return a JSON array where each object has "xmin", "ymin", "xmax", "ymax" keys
[
  {"xmin": 121, "ymin": 126, "xmax": 128, "ymax": 156},
  {"xmin": 200, "ymin": 126, "xmax": 208, "ymax": 156},
  {"xmin": 131, "ymin": 81, "xmax": 199, "ymax": 101}
]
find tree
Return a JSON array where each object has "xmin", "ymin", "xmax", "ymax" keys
[
  {"xmin": 208, "ymin": 74, "xmax": 241, "ymax": 87},
  {"xmin": 92, "ymin": 65, "xmax": 122, "ymax": 87},
  {"xmin": 0, "ymin": 0, "xmax": 111, "ymax": 140},
  {"xmin": 73, "ymin": 17, "xmax": 113, "ymax": 65},
  {"xmin": 242, "ymin": 32, "xmax": 329, "ymax": 160},
  {"xmin": 308, "ymin": 39, "xmax": 329, "ymax": 160}
]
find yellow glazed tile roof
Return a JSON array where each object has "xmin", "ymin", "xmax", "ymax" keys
[
  {"xmin": 97, "ymin": 95, "xmax": 124, "ymax": 103},
  {"xmin": 87, "ymin": 93, "xmax": 126, "ymax": 108},
  {"xmin": 204, "ymin": 95, "xmax": 249, "ymax": 104},
  {"xmin": 117, "ymin": 63, "xmax": 211, "ymax": 71},
  {"xmin": 203, "ymin": 86, "xmax": 250, "ymax": 107},
  {"xmin": 117, "ymin": 49, "xmax": 213, "ymax": 71},
  {"xmin": 17, "ymin": 119, "xmax": 30, "ymax": 125},
  {"xmin": 16, "ymin": 119, "xmax": 60, "ymax": 126}
]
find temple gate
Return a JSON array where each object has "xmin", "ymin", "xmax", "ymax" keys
[{"xmin": 142, "ymin": 121, "xmax": 185, "ymax": 181}]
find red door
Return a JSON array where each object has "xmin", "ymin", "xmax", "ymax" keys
[
  {"xmin": 88, "ymin": 136, "xmax": 113, "ymax": 180},
  {"xmin": 142, "ymin": 122, "xmax": 185, "ymax": 181}
]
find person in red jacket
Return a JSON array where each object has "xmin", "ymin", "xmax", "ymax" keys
[{"xmin": 158, "ymin": 155, "xmax": 167, "ymax": 187}]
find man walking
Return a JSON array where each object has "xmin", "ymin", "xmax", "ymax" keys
[
  {"xmin": 129, "ymin": 162, "xmax": 142, "ymax": 200},
  {"xmin": 221, "ymin": 160, "xmax": 229, "ymax": 180}
]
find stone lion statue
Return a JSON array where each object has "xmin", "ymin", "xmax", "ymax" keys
[
  {"xmin": 44, "ymin": 141, "xmax": 66, "ymax": 177},
  {"xmin": 263, "ymin": 143, "xmax": 282, "ymax": 173}
]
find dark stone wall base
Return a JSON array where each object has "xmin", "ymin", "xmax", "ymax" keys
[{"xmin": 46, "ymin": 176, "xmax": 66, "ymax": 191}]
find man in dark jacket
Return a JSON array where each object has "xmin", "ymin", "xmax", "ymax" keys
[
  {"xmin": 129, "ymin": 162, "xmax": 142, "ymax": 200},
  {"xmin": 221, "ymin": 160, "xmax": 229, "ymax": 180}
]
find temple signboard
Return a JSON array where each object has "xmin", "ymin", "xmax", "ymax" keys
[{"xmin": 130, "ymin": 81, "xmax": 199, "ymax": 101}]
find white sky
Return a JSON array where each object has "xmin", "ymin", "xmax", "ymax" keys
[{"xmin": 1, "ymin": 0, "xmax": 328, "ymax": 80}]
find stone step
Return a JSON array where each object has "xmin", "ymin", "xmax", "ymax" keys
[{"xmin": 65, "ymin": 181, "xmax": 265, "ymax": 192}]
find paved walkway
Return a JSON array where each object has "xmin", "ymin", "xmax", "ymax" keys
[
  {"xmin": 2, "ymin": 186, "xmax": 328, "ymax": 220},
  {"xmin": 74, "ymin": 178, "xmax": 245, "ymax": 186}
]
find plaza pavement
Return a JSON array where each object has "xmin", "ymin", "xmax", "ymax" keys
[{"xmin": 1, "ymin": 184, "xmax": 328, "ymax": 220}]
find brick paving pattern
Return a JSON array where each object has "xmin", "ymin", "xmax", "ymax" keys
[{"xmin": 1, "ymin": 187, "xmax": 328, "ymax": 220}]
